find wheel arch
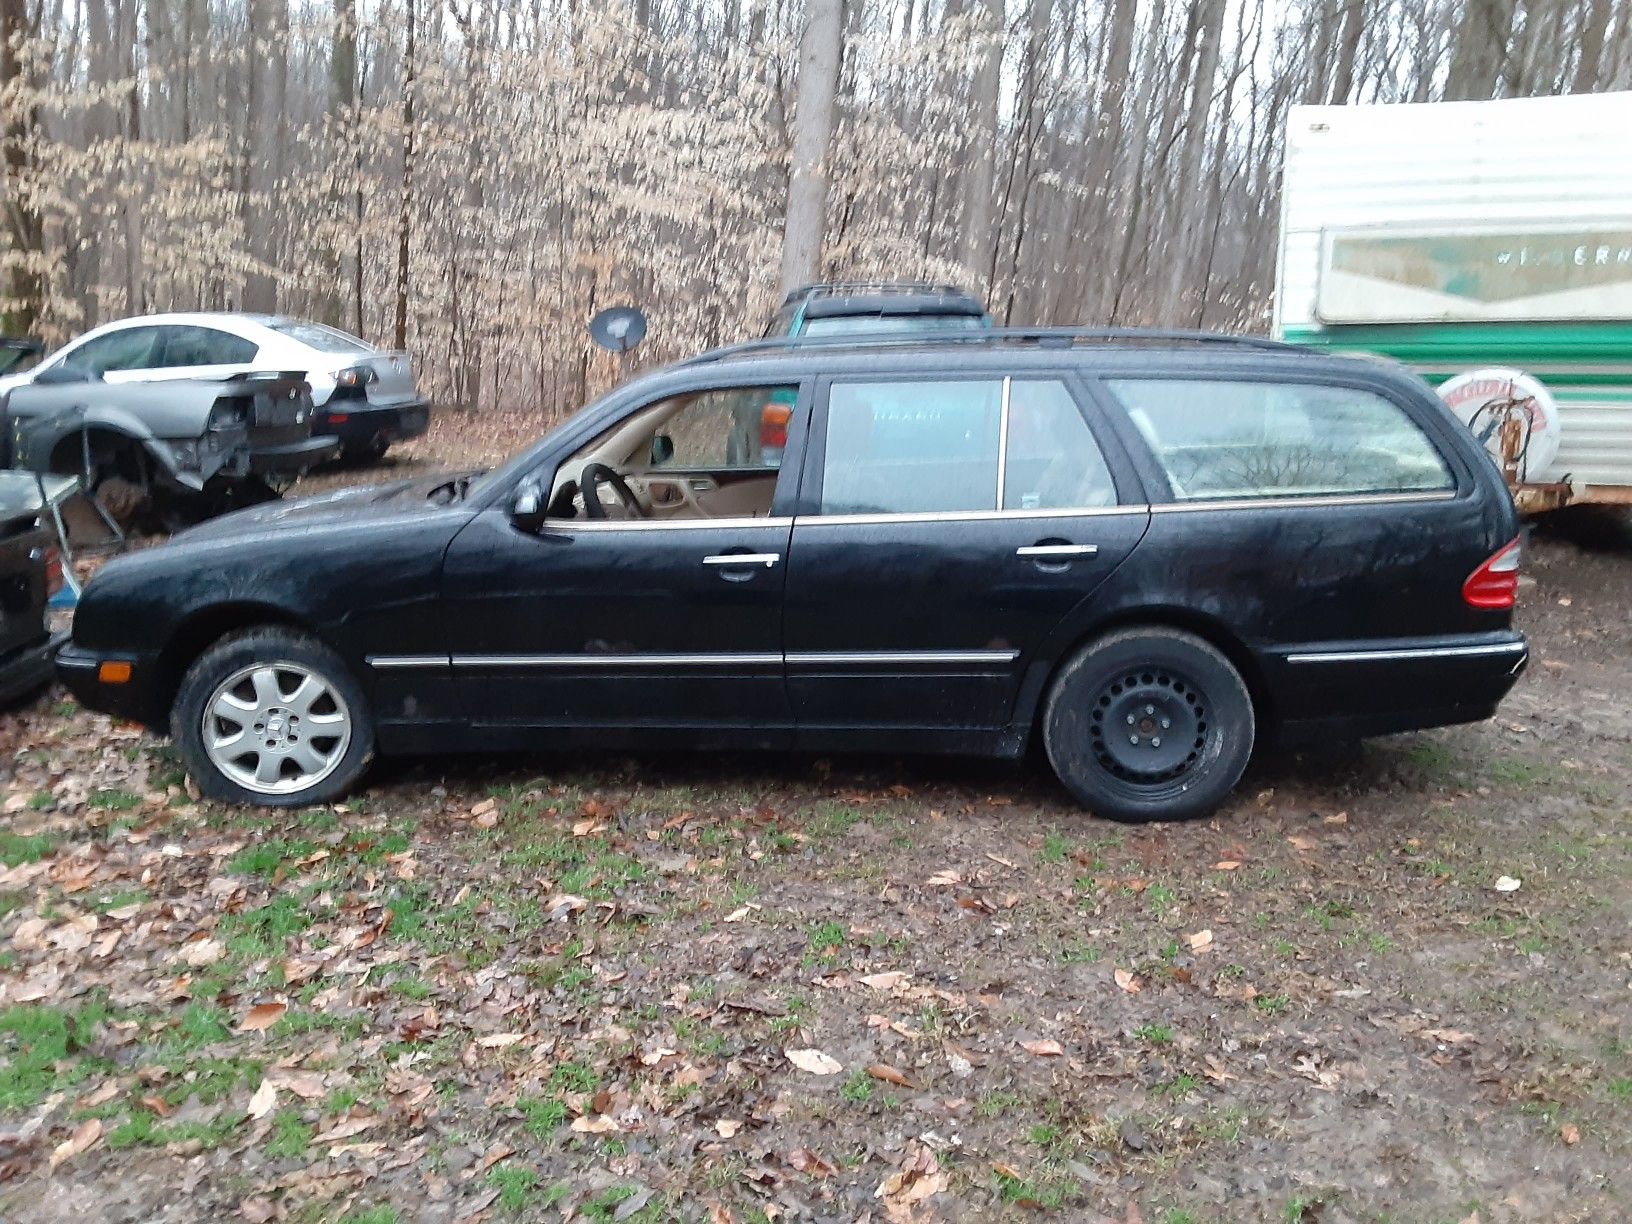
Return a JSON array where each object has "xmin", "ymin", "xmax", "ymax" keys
[
  {"xmin": 154, "ymin": 603, "xmax": 318, "ymax": 723},
  {"xmin": 1024, "ymin": 606, "xmax": 1275, "ymax": 742}
]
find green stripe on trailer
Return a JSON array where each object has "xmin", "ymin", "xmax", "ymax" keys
[{"xmin": 1281, "ymin": 322, "xmax": 1632, "ymax": 375}]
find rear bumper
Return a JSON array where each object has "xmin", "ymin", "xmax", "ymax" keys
[
  {"xmin": 316, "ymin": 399, "xmax": 432, "ymax": 448},
  {"xmin": 55, "ymin": 642, "xmax": 164, "ymax": 726},
  {"xmin": 0, "ymin": 629, "xmax": 66, "ymax": 709},
  {"xmin": 1268, "ymin": 631, "xmax": 1528, "ymax": 744},
  {"xmin": 250, "ymin": 435, "xmax": 343, "ymax": 475}
]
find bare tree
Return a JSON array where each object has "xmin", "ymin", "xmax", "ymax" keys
[{"xmin": 781, "ymin": 0, "xmax": 844, "ymax": 295}]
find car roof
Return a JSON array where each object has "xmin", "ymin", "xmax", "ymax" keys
[
  {"xmin": 624, "ymin": 328, "xmax": 1414, "ymax": 398},
  {"xmin": 73, "ymin": 311, "xmax": 284, "ymax": 337}
]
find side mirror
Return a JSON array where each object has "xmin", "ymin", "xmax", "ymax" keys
[
  {"xmin": 510, "ymin": 480, "xmax": 546, "ymax": 533},
  {"xmin": 649, "ymin": 434, "xmax": 675, "ymax": 466},
  {"xmin": 33, "ymin": 365, "xmax": 95, "ymax": 386}
]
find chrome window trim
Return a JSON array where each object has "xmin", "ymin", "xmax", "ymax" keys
[
  {"xmin": 797, "ymin": 504, "xmax": 1148, "ymax": 527},
  {"xmin": 1285, "ymin": 641, "xmax": 1527, "ymax": 665},
  {"xmin": 1150, "ymin": 490, "xmax": 1457, "ymax": 514},
  {"xmin": 542, "ymin": 515, "xmax": 793, "ymax": 532}
]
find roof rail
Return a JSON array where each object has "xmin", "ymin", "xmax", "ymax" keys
[
  {"xmin": 777, "ymin": 280, "xmax": 977, "ymax": 307},
  {"xmin": 680, "ymin": 325, "xmax": 1307, "ymax": 367}
]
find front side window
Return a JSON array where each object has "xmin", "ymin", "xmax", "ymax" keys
[
  {"xmin": 59, "ymin": 327, "xmax": 162, "ymax": 375},
  {"xmin": 547, "ymin": 383, "xmax": 797, "ymax": 522},
  {"xmin": 819, "ymin": 377, "xmax": 1114, "ymax": 515},
  {"xmin": 1108, "ymin": 378, "xmax": 1453, "ymax": 500}
]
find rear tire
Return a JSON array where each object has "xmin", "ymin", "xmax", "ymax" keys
[
  {"xmin": 172, "ymin": 628, "xmax": 374, "ymax": 808},
  {"xmin": 1042, "ymin": 627, "xmax": 1254, "ymax": 823}
]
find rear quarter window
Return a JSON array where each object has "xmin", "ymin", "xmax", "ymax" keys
[{"xmin": 1107, "ymin": 378, "xmax": 1453, "ymax": 501}]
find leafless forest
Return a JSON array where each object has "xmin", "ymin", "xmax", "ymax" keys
[{"xmin": 2, "ymin": 0, "xmax": 1630, "ymax": 415}]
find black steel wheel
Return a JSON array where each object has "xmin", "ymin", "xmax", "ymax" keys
[{"xmin": 1043, "ymin": 627, "xmax": 1254, "ymax": 823}]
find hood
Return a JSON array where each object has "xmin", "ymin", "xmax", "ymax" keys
[{"xmin": 174, "ymin": 469, "xmax": 484, "ymax": 544}]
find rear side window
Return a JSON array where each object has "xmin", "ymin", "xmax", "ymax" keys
[
  {"xmin": 819, "ymin": 377, "xmax": 1115, "ymax": 515},
  {"xmin": 1107, "ymin": 379, "xmax": 1453, "ymax": 501}
]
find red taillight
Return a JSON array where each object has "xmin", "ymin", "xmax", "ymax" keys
[
  {"xmin": 327, "ymin": 413, "xmax": 347, "ymax": 426},
  {"xmin": 42, "ymin": 545, "xmax": 64, "ymax": 597},
  {"xmin": 1463, "ymin": 536, "xmax": 1522, "ymax": 609},
  {"xmin": 759, "ymin": 402, "xmax": 792, "ymax": 450}
]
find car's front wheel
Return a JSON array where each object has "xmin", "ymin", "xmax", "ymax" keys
[
  {"xmin": 172, "ymin": 628, "xmax": 374, "ymax": 807},
  {"xmin": 1042, "ymin": 627, "xmax": 1254, "ymax": 823}
]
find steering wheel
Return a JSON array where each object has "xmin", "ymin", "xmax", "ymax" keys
[{"xmin": 580, "ymin": 462, "xmax": 646, "ymax": 520}]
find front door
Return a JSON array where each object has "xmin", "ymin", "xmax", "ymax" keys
[
  {"xmin": 783, "ymin": 373, "xmax": 1150, "ymax": 739},
  {"xmin": 441, "ymin": 380, "xmax": 806, "ymax": 744}
]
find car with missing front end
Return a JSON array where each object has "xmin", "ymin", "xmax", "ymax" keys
[
  {"xmin": 0, "ymin": 313, "xmax": 428, "ymax": 469},
  {"xmin": 56, "ymin": 327, "xmax": 1527, "ymax": 821}
]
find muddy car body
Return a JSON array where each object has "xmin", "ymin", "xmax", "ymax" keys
[{"xmin": 57, "ymin": 328, "xmax": 1527, "ymax": 820}]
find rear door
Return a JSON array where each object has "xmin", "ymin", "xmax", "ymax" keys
[{"xmin": 782, "ymin": 371, "xmax": 1150, "ymax": 741}]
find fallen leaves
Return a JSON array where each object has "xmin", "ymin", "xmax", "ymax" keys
[
  {"xmin": 49, "ymin": 1119, "xmax": 101, "ymax": 1168},
  {"xmin": 1494, "ymin": 875, "xmax": 1522, "ymax": 892},
  {"xmin": 1018, "ymin": 1038, "xmax": 1064, "ymax": 1057},
  {"xmin": 786, "ymin": 1147, "xmax": 836, "ymax": 1178},
  {"xmin": 866, "ymin": 1062, "xmax": 915, "ymax": 1087},
  {"xmin": 785, "ymin": 1048, "xmax": 842, "ymax": 1076},
  {"xmin": 1560, "ymin": 1122, "xmax": 1580, "ymax": 1146},
  {"xmin": 858, "ymin": 971, "xmax": 909, "ymax": 991},
  {"xmin": 875, "ymin": 1139, "xmax": 948, "ymax": 1221},
  {"xmin": 1186, "ymin": 928, "xmax": 1214, "ymax": 952},
  {"xmin": 1114, "ymin": 967, "xmax": 1142, "ymax": 994},
  {"xmin": 237, "ymin": 1001, "xmax": 287, "ymax": 1033},
  {"xmin": 246, "ymin": 1078, "xmax": 278, "ymax": 1119}
]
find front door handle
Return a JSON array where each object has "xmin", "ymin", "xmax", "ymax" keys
[
  {"xmin": 702, "ymin": 552, "xmax": 781, "ymax": 568},
  {"xmin": 1016, "ymin": 544, "xmax": 1098, "ymax": 559}
]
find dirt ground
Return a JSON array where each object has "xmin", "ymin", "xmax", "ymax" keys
[{"xmin": 1, "ymin": 430, "xmax": 1628, "ymax": 1223}]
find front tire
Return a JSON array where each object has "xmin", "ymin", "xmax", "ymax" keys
[
  {"xmin": 172, "ymin": 628, "xmax": 374, "ymax": 807},
  {"xmin": 1042, "ymin": 628, "xmax": 1254, "ymax": 823}
]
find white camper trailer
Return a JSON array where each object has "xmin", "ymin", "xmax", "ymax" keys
[{"xmin": 1274, "ymin": 92, "xmax": 1632, "ymax": 512}]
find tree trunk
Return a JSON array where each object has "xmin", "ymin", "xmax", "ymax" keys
[
  {"xmin": 960, "ymin": 0, "xmax": 1003, "ymax": 283},
  {"xmin": 0, "ymin": 0, "xmax": 43, "ymax": 335},
  {"xmin": 1572, "ymin": 0, "xmax": 1610, "ymax": 91},
  {"xmin": 778, "ymin": 0, "xmax": 843, "ymax": 296},
  {"xmin": 394, "ymin": 0, "xmax": 417, "ymax": 350}
]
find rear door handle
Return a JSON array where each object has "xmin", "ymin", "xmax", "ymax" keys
[
  {"xmin": 702, "ymin": 552, "xmax": 781, "ymax": 568},
  {"xmin": 1016, "ymin": 544, "xmax": 1098, "ymax": 558}
]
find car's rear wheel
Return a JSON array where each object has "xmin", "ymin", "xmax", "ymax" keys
[
  {"xmin": 172, "ymin": 628, "xmax": 373, "ymax": 807},
  {"xmin": 1042, "ymin": 627, "xmax": 1254, "ymax": 823}
]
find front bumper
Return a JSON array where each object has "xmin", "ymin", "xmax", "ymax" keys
[
  {"xmin": 249, "ymin": 435, "xmax": 344, "ymax": 476},
  {"xmin": 315, "ymin": 399, "xmax": 432, "ymax": 448},
  {"xmin": 0, "ymin": 629, "xmax": 67, "ymax": 709},
  {"xmin": 55, "ymin": 642, "xmax": 164, "ymax": 726}
]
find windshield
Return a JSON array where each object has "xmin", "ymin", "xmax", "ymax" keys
[
  {"xmin": 800, "ymin": 314, "xmax": 987, "ymax": 338},
  {"xmin": 265, "ymin": 319, "xmax": 376, "ymax": 355}
]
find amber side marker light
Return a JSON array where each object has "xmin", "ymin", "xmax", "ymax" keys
[{"xmin": 98, "ymin": 661, "xmax": 133, "ymax": 684}]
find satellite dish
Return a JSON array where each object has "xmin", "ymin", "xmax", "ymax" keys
[{"xmin": 588, "ymin": 306, "xmax": 647, "ymax": 354}]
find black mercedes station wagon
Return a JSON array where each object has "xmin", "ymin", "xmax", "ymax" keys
[{"xmin": 56, "ymin": 329, "xmax": 1528, "ymax": 821}]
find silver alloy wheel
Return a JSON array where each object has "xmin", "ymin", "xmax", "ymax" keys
[{"xmin": 201, "ymin": 661, "xmax": 353, "ymax": 796}]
